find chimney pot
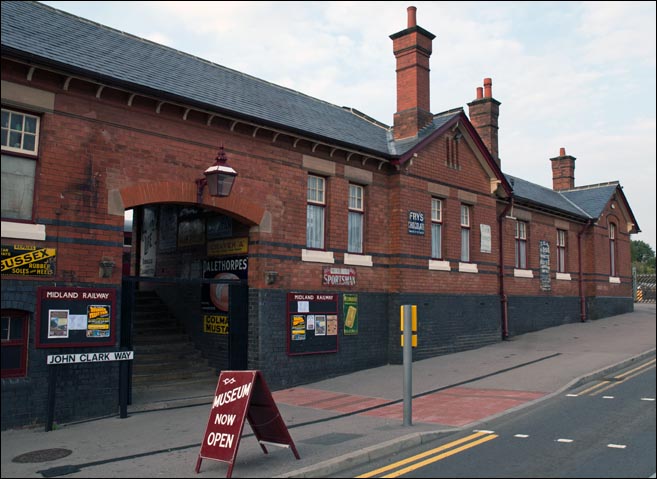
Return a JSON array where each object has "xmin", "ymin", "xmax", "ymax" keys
[
  {"xmin": 483, "ymin": 78, "xmax": 492, "ymax": 98},
  {"xmin": 392, "ymin": 6, "xmax": 434, "ymax": 140},
  {"xmin": 467, "ymin": 77, "xmax": 500, "ymax": 166},
  {"xmin": 559, "ymin": 147, "xmax": 566, "ymax": 156},
  {"xmin": 407, "ymin": 6, "xmax": 417, "ymax": 27}
]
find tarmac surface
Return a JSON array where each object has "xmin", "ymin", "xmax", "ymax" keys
[{"xmin": 2, "ymin": 303, "xmax": 655, "ymax": 478}]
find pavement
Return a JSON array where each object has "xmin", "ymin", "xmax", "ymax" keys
[{"xmin": 2, "ymin": 303, "xmax": 655, "ymax": 478}]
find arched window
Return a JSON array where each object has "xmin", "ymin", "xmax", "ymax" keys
[{"xmin": 609, "ymin": 223, "xmax": 617, "ymax": 277}]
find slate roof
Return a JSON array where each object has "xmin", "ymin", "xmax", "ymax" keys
[
  {"xmin": 1, "ymin": 1, "xmax": 400, "ymax": 156},
  {"xmin": 505, "ymin": 175, "xmax": 631, "ymax": 224},
  {"xmin": 505, "ymin": 174, "xmax": 590, "ymax": 219},
  {"xmin": 561, "ymin": 183, "xmax": 619, "ymax": 219},
  {"xmin": 388, "ymin": 109, "xmax": 463, "ymax": 156},
  {"xmin": 2, "ymin": 1, "xmax": 633, "ymax": 225}
]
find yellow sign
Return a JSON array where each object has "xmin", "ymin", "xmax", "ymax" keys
[
  {"xmin": 1, "ymin": 246, "xmax": 56, "ymax": 275},
  {"xmin": 207, "ymin": 237, "xmax": 249, "ymax": 257},
  {"xmin": 204, "ymin": 314, "xmax": 229, "ymax": 334}
]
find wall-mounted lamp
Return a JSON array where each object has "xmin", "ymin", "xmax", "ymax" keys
[
  {"xmin": 265, "ymin": 271, "xmax": 278, "ymax": 285},
  {"xmin": 196, "ymin": 145, "xmax": 238, "ymax": 203},
  {"xmin": 99, "ymin": 259, "xmax": 115, "ymax": 278}
]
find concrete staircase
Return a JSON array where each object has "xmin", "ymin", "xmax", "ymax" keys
[{"xmin": 131, "ymin": 290, "xmax": 218, "ymax": 394}]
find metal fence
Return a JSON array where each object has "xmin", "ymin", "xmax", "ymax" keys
[{"xmin": 635, "ymin": 273, "xmax": 656, "ymax": 303}]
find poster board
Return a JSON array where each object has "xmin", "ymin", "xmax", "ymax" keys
[
  {"xmin": 196, "ymin": 370, "xmax": 299, "ymax": 477},
  {"xmin": 286, "ymin": 293, "xmax": 338, "ymax": 356},
  {"xmin": 539, "ymin": 240, "xmax": 551, "ymax": 291},
  {"xmin": 35, "ymin": 287, "xmax": 117, "ymax": 348}
]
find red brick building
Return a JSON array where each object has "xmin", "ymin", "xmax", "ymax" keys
[{"xmin": 1, "ymin": 2, "xmax": 639, "ymax": 428}]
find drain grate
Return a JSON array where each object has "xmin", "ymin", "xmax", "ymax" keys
[{"xmin": 12, "ymin": 448, "xmax": 72, "ymax": 463}]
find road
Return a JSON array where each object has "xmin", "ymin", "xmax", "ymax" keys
[{"xmin": 336, "ymin": 356, "xmax": 656, "ymax": 478}]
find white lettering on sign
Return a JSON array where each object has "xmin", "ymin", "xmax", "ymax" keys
[
  {"xmin": 82, "ymin": 292, "xmax": 110, "ymax": 300},
  {"xmin": 206, "ymin": 432, "xmax": 235, "ymax": 449},
  {"xmin": 46, "ymin": 291, "xmax": 79, "ymax": 299},
  {"xmin": 214, "ymin": 413, "xmax": 237, "ymax": 426},
  {"xmin": 293, "ymin": 294, "xmax": 314, "ymax": 301},
  {"xmin": 47, "ymin": 351, "xmax": 133, "ymax": 364},
  {"xmin": 212, "ymin": 382, "xmax": 252, "ymax": 408}
]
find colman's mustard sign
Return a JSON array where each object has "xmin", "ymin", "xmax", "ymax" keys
[{"xmin": 1, "ymin": 244, "xmax": 57, "ymax": 276}]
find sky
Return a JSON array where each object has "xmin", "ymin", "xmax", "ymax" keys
[{"xmin": 41, "ymin": 1, "xmax": 657, "ymax": 252}]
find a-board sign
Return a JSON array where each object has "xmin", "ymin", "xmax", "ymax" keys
[
  {"xmin": 196, "ymin": 370, "xmax": 299, "ymax": 478},
  {"xmin": 286, "ymin": 293, "xmax": 338, "ymax": 355},
  {"xmin": 35, "ymin": 286, "xmax": 117, "ymax": 348}
]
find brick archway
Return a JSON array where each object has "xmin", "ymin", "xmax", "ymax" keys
[{"xmin": 120, "ymin": 181, "xmax": 265, "ymax": 226}]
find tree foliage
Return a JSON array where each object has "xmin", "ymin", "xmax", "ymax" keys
[{"xmin": 631, "ymin": 240, "xmax": 656, "ymax": 274}]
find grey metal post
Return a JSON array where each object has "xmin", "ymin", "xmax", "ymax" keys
[{"xmin": 403, "ymin": 305, "xmax": 412, "ymax": 426}]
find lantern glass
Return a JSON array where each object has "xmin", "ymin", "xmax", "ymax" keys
[{"xmin": 204, "ymin": 164, "xmax": 237, "ymax": 197}]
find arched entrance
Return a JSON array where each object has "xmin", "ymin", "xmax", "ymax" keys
[{"xmin": 118, "ymin": 182, "xmax": 264, "ymax": 409}]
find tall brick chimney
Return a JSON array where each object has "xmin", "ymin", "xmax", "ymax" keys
[
  {"xmin": 390, "ymin": 6, "xmax": 436, "ymax": 140},
  {"xmin": 550, "ymin": 147, "xmax": 576, "ymax": 190},
  {"xmin": 467, "ymin": 78, "xmax": 501, "ymax": 166}
]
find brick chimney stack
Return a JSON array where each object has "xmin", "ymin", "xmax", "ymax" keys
[
  {"xmin": 550, "ymin": 147, "xmax": 576, "ymax": 190},
  {"xmin": 467, "ymin": 78, "xmax": 501, "ymax": 166},
  {"xmin": 390, "ymin": 6, "xmax": 436, "ymax": 140}
]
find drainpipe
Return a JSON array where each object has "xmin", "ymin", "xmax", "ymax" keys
[
  {"xmin": 498, "ymin": 199, "xmax": 513, "ymax": 339},
  {"xmin": 577, "ymin": 220, "xmax": 593, "ymax": 322}
]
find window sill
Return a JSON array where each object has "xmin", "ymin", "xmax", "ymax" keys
[
  {"xmin": 609, "ymin": 276, "xmax": 621, "ymax": 284},
  {"xmin": 429, "ymin": 260, "xmax": 451, "ymax": 271},
  {"xmin": 458, "ymin": 262, "xmax": 478, "ymax": 274},
  {"xmin": 556, "ymin": 272, "xmax": 572, "ymax": 281},
  {"xmin": 301, "ymin": 249, "xmax": 335, "ymax": 264},
  {"xmin": 1, "ymin": 221, "xmax": 46, "ymax": 241},
  {"xmin": 344, "ymin": 253, "xmax": 372, "ymax": 267},
  {"xmin": 514, "ymin": 268, "xmax": 533, "ymax": 278}
]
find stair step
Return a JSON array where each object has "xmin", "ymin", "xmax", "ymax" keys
[
  {"xmin": 129, "ymin": 290, "xmax": 218, "ymax": 388},
  {"xmin": 133, "ymin": 334, "xmax": 192, "ymax": 345},
  {"xmin": 132, "ymin": 343, "xmax": 200, "ymax": 355},
  {"xmin": 134, "ymin": 327, "xmax": 183, "ymax": 336},
  {"xmin": 132, "ymin": 369, "xmax": 217, "ymax": 384},
  {"xmin": 134, "ymin": 349, "xmax": 204, "ymax": 362},
  {"xmin": 133, "ymin": 357, "xmax": 208, "ymax": 372}
]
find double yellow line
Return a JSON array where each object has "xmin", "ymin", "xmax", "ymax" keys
[
  {"xmin": 356, "ymin": 430, "xmax": 498, "ymax": 478},
  {"xmin": 576, "ymin": 358, "xmax": 656, "ymax": 396}
]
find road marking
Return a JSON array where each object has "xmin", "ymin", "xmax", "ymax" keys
[
  {"xmin": 380, "ymin": 434, "xmax": 498, "ymax": 478},
  {"xmin": 607, "ymin": 444, "xmax": 627, "ymax": 449},
  {"xmin": 566, "ymin": 393, "xmax": 578, "ymax": 397},
  {"xmin": 576, "ymin": 359, "xmax": 656, "ymax": 397},
  {"xmin": 602, "ymin": 396, "xmax": 614, "ymax": 399},
  {"xmin": 556, "ymin": 438, "xmax": 574, "ymax": 443},
  {"xmin": 641, "ymin": 398, "xmax": 655, "ymax": 401},
  {"xmin": 615, "ymin": 358, "xmax": 655, "ymax": 379},
  {"xmin": 616, "ymin": 363, "xmax": 656, "ymax": 383},
  {"xmin": 577, "ymin": 380, "xmax": 610, "ymax": 396},
  {"xmin": 356, "ymin": 431, "xmax": 497, "ymax": 478},
  {"xmin": 514, "ymin": 434, "xmax": 529, "ymax": 438}
]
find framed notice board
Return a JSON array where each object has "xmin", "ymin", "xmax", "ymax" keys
[
  {"xmin": 286, "ymin": 293, "xmax": 338, "ymax": 355},
  {"xmin": 35, "ymin": 286, "xmax": 117, "ymax": 348}
]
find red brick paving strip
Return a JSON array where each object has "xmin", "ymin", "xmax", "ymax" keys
[{"xmin": 274, "ymin": 387, "xmax": 545, "ymax": 427}]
